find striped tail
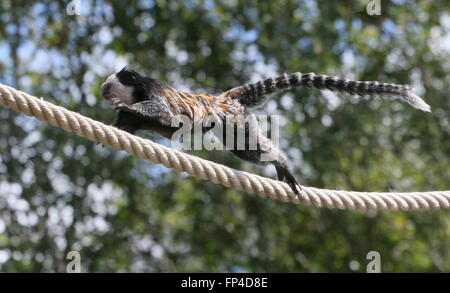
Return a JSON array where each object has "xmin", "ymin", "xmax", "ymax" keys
[{"xmin": 220, "ymin": 72, "xmax": 431, "ymax": 112}]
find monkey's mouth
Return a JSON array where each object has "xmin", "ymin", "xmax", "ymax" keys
[{"xmin": 104, "ymin": 93, "xmax": 120, "ymax": 102}]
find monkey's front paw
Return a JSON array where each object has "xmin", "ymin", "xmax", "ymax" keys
[{"xmin": 110, "ymin": 98, "xmax": 132, "ymax": 112}]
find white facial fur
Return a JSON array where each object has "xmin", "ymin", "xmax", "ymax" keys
[{"xmin": 101, "ymin": 74, "xmax": 136, "ymax": 105}]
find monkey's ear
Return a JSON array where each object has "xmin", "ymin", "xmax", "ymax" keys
[{"xmin": 119, "ymin": 66, "xmax": 137, "ymax": 80}]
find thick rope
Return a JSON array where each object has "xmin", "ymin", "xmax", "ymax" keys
[{"xmin": 0, "ymin": 83, "xmax": 449, "ymax": 211}]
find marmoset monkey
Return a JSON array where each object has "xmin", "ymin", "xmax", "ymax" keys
[{"xmin": 101, "ymin": 67, "xmax": 430, "ymax": 194}]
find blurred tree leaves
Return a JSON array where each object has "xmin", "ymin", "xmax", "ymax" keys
[{"xmin": 0, "ymin": 0, "xmax": 448, "ymax": 272}]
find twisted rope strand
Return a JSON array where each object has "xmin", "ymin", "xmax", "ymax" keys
[{"xmin": 0, "ymin": 83, "xmax": 449, "ymax": 211}]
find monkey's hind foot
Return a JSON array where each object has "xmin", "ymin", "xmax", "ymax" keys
[{"xmin": 275, "ymin": 165, "xmax": 302, "ymax": 195}]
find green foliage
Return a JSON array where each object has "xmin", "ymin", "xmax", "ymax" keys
[{"xmin": 0, "ymin": 0, "xmax": 448, "ymax": 272}]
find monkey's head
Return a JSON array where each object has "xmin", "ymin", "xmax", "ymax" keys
[{"xmin": 101, "ymin": 67, "xmax": 150, "ymax": 105}]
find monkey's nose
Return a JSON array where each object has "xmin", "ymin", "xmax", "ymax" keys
[{"xmin": 101, "ymin": 83, "xmax": 112, "ymax": 99}]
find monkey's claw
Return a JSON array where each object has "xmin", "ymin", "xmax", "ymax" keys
[
  {"xmin": 275, "ymin": 165, "xmax": 302, "ymax": 195},
  {"xmin": 288, "ymin": 181, "xmax": 302, "ymax": 195},
  {"xmin": 110, "ymin": 98, "xmax": 132, "ymax": 112}
]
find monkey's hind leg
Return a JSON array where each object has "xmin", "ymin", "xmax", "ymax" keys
[
  {"xmin": 227, "ymin": 120, "xmax": 302, "ymax": 195},
  {"xmin": 274, "ymin": 160, "xmax": 302, "ymax": 195},
  {"xmin": 230, "ymin": 145, "xmax": 301, "ymax": 195}
]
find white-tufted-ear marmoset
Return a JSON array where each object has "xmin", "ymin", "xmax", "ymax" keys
[{"xmin": 101, "ymin": 67, "xmax": 431, "ymax": 194}]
